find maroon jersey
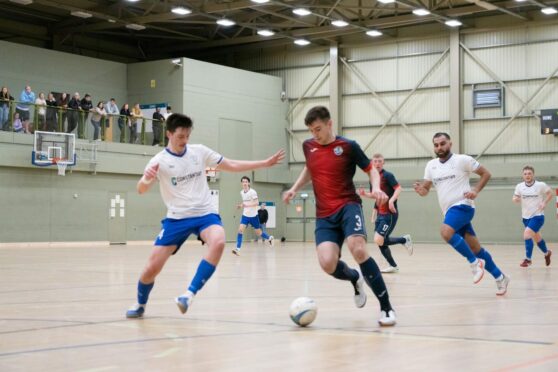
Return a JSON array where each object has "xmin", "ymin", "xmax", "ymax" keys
[{"xmin": 303, "ymin": 136, "xmax": 372, "ymax": 218}]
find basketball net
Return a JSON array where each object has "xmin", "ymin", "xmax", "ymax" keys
[{"xmin": 53, "ymin": 158, "xmax": 67, "ymax": 176}]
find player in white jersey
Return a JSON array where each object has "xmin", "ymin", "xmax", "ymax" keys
[
  {"xmin": 513, "ymin": 165, "xmax": 552, "ymax": 267},
  {"xmin": 232, "ymin": 176, "xmax": 273, "ymax": 256},
  {"xmin": 125, "ymin": 113, "xmax": 285, "ymax": 318},
  {"xmin": 414, "ymin": 132, "xmax": 510, "ymax": 295}
]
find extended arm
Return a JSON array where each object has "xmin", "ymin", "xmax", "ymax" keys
[
  {"xmin": 137, "ymin": 163, "xmax": 159, "ymax": 194},
  {"xmin": 282, "ymin": 166, "xmax": 312, "ymax": 203},
  {"xmin": 465, "ymin": 165, "xmax": 491, "ymax": 199},
  {"xmin": 413, "ymin": 179, "xmax": 432, "ymax": 197},
  {"xmin": 217, "ymin": 149, "xmax": 285, "ymax": 173}
]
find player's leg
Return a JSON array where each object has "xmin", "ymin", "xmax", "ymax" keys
[
  {"xmin": 527, "ymin": 216, "xmax": 550, "ymax": 265},
  {"xmin": 521, "ymin": 218, "xmax": 535, "ymax": 266},
  {"xmin": 253, "ymin": 217, "xmax": 273, "ymax": 244},
  {"xmin": 464, "ymin": 230, "xmax": 510, "ymax": 295},
  {"xmin": 374, "ymin": 215, "xmax": 398, "ymax": 272},
  {"xmin": 442, "ymin": 205, "xmax": 484, "ymax": 283},
  {"xmin": 176, "ymin": 215, "xmax": 225, "ymax": 314},
  {"xmin": 383, "ymin": 214, "xmax": 413, "ymax": 255},
  {"xmin": 126, "ymin": 245, "xmax": 176, "ymax": 318},
  {"xmin": 233, "ymin": 219, "xmax": 247, "ymax": 255}
]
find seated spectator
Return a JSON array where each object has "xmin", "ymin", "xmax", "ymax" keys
[
  {"xmin": 1, "ymin": 86, "xmax": 14, "ymax": 131},
  {"xmin": 12, "ymin": 112, "xmax": 23, "ymax": 133}
]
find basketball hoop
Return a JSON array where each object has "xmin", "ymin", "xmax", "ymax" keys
[{"xmin": 53, "ymin": 158, "xmax": 67, "ymax": 176}]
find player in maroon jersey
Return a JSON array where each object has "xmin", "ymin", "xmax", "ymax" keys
[{"xmin": 282, "ymin": 106, "xmax": 396, "ymax": 326}]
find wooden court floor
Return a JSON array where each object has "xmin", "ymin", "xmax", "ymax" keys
[{"xmin": 0, "ymin": 241, "xmax": 557, "ymax": 372}]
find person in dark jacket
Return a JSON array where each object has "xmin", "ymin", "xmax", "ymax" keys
[{"xmin": 256, "ymin": 203, "xmax": 269, "ymax": 243}]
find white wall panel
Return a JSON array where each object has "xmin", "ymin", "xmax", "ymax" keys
[
  {"xmin": 342, "ymin": 95, "xmax": 394, "ymax": 127},
  {"xmin": 526, "ymin": 42, "xmax": 558, "ymax": 79},
  {"xmin": 397, "ymin": 88, "xmax": 450, "ymax": 124},
  {"xmin": 284, "ymin": 51, "xmax": 328, "ymax": 67},
  {"xmin": 463, "ymin": 28, "xmax": 527, "ymax": 49},
  {"xmin": 396, "ymin": 37, "xmax": 449, "ymax": 55},
  {"xmin": 346, "ymin": 59, "xmax": 397, "ymax": 92},
  {"xmin": 285, "ymin": 66, "xmax": 330, "ymax": 99},
  {"xmin": 397, "ymin": 53, "xmax": 449, "ymax": 90},
  {"xmin": 344, "ymin": 43, "xmax": 398, "ymax": 61},
  {"xmin": 463, "ymin": 45, "xmax": 526, "ymax": 84},
  {"xmin": 289, "ymin": 97, "xmax": 329, "ymax": 131}
]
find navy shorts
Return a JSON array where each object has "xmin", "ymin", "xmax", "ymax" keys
[
  {"xmin": 315, "ymin": 203, "xmax": 366, "ymax": 247},
  {"xmin": 444, "ymin": 204, "xmax": 476, "ymax": 237},
  {"xmin": 155, "ymin": 213, "xmax": 222, "ymax": 254},
  {"xmin": 522, "ymin": 215, "xmax": 544, "ymax": 233},
  {"xmin": 375, "ymin": 213, "xmax": 398, "ymax": 238},
  {"xmin": 240, "ymin": 215, "xmax": 261, "ymax": 229}
]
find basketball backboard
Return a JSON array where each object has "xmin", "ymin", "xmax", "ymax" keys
[{"xmin": 32, "ymin": 131, "xmax": 76, "ymax": 175}]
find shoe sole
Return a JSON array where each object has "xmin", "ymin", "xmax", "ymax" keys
[
  {"xmin": 232, "ymin": 249, "xmax": 240, "ymax": 256},
  {"xmin": 126, "ymin": 312, "xmax": 143, "ymax": 319},
  {"xmin": 545, "ymin": 251, "xmax": 552, "ymax": 267},
  {"xmin": 496, "ymin": 277, "xmax": 510, "ymax": 296},
  {"xmin": 175, "ymin": 298, "xmax": 188, "ymax": 314}
]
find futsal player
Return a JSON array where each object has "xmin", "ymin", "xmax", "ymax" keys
[
  {"xmin": 413, "ymin": 132, "xmax": 510, "ymax": 295},
  {"xmin": 358, "ymin": 153, "xmax": 413, "ymax": 273},
  {"xmin": 126, "ymin": 113, "xmax": 284, "ymax": 318},
  {"xmin": 282, "ymin": 106, "xmax": 397, "ymax": 326},
  {"xmin": 232, "ymin": 176, "xmax": 273, "ymax": 256},
  {"xmin": 513, "ymin": 165, "xmax": 552, "ymax": 267}
]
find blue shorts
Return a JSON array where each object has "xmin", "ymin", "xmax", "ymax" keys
[
  {"xmin": 375, "ymin": 213, "xmax": 398, "ymax": 238},
  {"xmin": 240, "ymin": 215, "xmax": 261, "ymax": 229},
  {"xmin": 155, "ymin": 213, "xmax": 222, "ymax": 254},
  {"xmin": 444, "ymin": 204, "xmax": 476, "ymax": 237},
  {"xmin": 523, "ymin": 215, "xmax": 544, "ymax": 233},
  {"xmin": 315, "ymin": 203, "xmax": 366, "ymax": 247}
]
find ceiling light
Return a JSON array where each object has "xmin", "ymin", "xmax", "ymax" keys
[
  {"xmin": 541, "ymin": 7, "xmax": 558, "ymax": 14},
  {"xmin": 445, "ymin": 19, "xmax": 462, "ymax": 27},
  {"xmin": 413, "ymin": 8, "xmax": 431, "ymax": 16},
  {"xmin": 294, "ymin": 39, "xmax": 310, "ymax": 46},
  {"xmin": 514, "ymin": 0, "xmax": 528, "ymax": 2},
  {"xmin": 126, "ymin": 23, "xmax": 146, "ymax": 31},
  {"xmin": 126, "ymin": 0, "xmax": 140, "ymax": 2},
  {"xmin": 293, "ymin": 8, "xmax": 311, "ymax": 16},
  {"xmin": 171, "ymin": 7, "xmax": 191, "ymax": 15},
  {"xmin": 366, "ymin": 29, "xmax": 383, "ymax": 37},
  {"xmin": 331, "ymin": 20, "xmax": 349, "ymax": 27},
  {"xmin": 108, "ymin": 19, "xmax": 116, "ymax": 23},
  {"xmin": 9, "ymin": 0, "xmax": 33, "ymax": 4},
  {"xmin": 251, "ymin": 0, "xmax": 270, "ymax": 3},
  {"xmin": 377, "ymin": 0, "xmax": 396, "ymax": 4},
  {"xmin": 216, "ymin": 18, "xmax": 235, "ymax": 26},
  {"xmin": 71, "ymin": 11, "xmax": 93, "ymax": 19},
  {"xmin": 257, "ymin": 29, "xmax": 275, "ymax": 37}
]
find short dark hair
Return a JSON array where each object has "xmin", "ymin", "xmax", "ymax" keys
[
  {"xmin": 166, "ymin": 106, "xmax": 172, "ymax": 110},
  {"xmin": 241, "ymin": 176, "xmax": 251, "ymax": 183},
  {"xmin": 166, "ymin": 113, "xmax": 193, "ymax": 132},
  {"xmin": 110, "ymin": 98, "xmax": 115, "ymax": 101},
  {"xmin": 523, "ymin": 165, "xmax": 535, "ymax": 173},
  {"xmin": 304, "ymin": 106, "xmax": 330, "ymax": 126},
  {"xmin": 433, "ymin": 132, "xmax": 451, "ymax": 141}
]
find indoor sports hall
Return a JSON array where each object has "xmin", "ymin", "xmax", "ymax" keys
[{"xmin": 1, "ymin": 1, "xmax": 557, "ymax": 371}]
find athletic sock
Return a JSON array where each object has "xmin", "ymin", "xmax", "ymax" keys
[
  {"xmin": 537, "ymin": 239, "xmax": 548, "ymax": 254},
  {"xmin": 137, "ymin": 281, "xmax": 154, "ymax": 305},
  {"xmin": 236, "ymin": 233, "xmax": 243, "ymax": 249},
  {"xmin": 448, "ymin": 234, "xmax": 477, "ymax": 263},
  {"xmin": 379, "ymin": 245, "xmax": 397, "ymax": 267},
  {"xmin": 525, "ymin": 239, "xmax": 534, "ymax": 259},
  {"xmin": 187, "ymin": 259, "xmax": 216, "ymax": 294},
  {"xmin": 475, "ymin": 248, "xmax": 502, "ymax": 279},
  {"xmin": 331, "ymin": 260, "xmax": 359, "ymax": 283},
  {"xmin": 359, "ymin": 257, "xmax": 392, "ymax": 312},
  {"xmin": 386, "ymin": 237, "xmax": 406, "ymax": 245}
]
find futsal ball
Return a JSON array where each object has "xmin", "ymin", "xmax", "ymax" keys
[{"xmin": 289, "ymin": 297, "xmax": 317, "ymax": 327}]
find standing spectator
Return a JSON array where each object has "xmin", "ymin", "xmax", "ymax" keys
[
  {"xmin": 152, "ymin": 107, "xmax": 165, "ymax": 146},
  {"xmin": 45, "ymin": 92, "xmax": 58, "ymax": 132},
  {"xmin": 257, "ymin": 203, "xmax": 269, "ymax": 243},
  {"xmin": 130, "ymin": 103, "xmax": 142, "ymax": 144},
  {"xmin": 57, "ymin": 92, "xmax": 69, "ymax": 132},
  {"xmin": 119, "ymin": 103, "xmax": 131, "ymax": 143},
  {"xmin": 91, "ymin": 101, "xmax": 107, "ymax": 141},
  {"xmin": 16, "ymin": 85, "xmax": 35, "ymax": 133},
  {"xmin": 35, "ymin": 92, "xmax": 47, "ymax": 131},
  {"xmin": 104, "ymin": 98, "xmax": 119, "ymax": 142},
  {"xmin": 80, "ymin": 94, "xmax": 93, "ymax": 138},
  {"xmin": 0, "ymin": 86, "xmax": 14, "ymax": 131},
  {"xmin": 12, "ymin": 112, "xmax": 23, "ymax": 133},
  {"xmin": 162, "ymin": 106, "xmax": 172, "ymax": 146},
  {"xmin": 67, "ymin": 92, "xmax": 80, "ymax": 134}
]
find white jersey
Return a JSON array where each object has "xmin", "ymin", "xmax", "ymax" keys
[
  {"xmin": 514, "ymin": 181, "xmax": 550, "ymax": 219},
  {"xmin": 424, "ymin": 153, "xmax": 480, "ymax": 215},
  {"xmin": 241, "ymin": 188, "xmax": 258, "ymax": 217},
  {"xmin": 146, "ymin": 144, "xmax": 223, "ymax": 219}
]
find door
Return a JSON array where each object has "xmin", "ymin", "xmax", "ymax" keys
[
  {"xmin": 218, "ymin": 118, "xmax": 253, "ymax": 241},
  {"xmin": 108, "ymin": 191, "xmax": 127, "ymax": 244}
]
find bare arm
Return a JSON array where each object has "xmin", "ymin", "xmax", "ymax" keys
[
  {"xmin": 282, "ymin": 166, "xmax": 312, "ymax": 203},
  {"xmin": 217, "ymin": 149, "xmax": 285, "ymax": 173},
  {"xmin": 512, "ymin": 194, "xmax": 521, "ymax": 203},
  {"xmin": 540, "ymin": 187, "xmax": 553, "ymax": 210},
  {"xmin": 369, "ymin": 167, "xmax": 388, "ymax": 205},
  {"xmin": 465, "ymin": 165, "xmax": 491, "ymax": 199},
  {"xmin": 413, "ymin": 179, "xmax": 432, "ymax": 197},
  {"xmin": 137, "ymin": 163, "xmax": 159, "ymax": 194},
  {"xmin": 388, "ymin": 186, "xmax": 402, "ymax": 213}
]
